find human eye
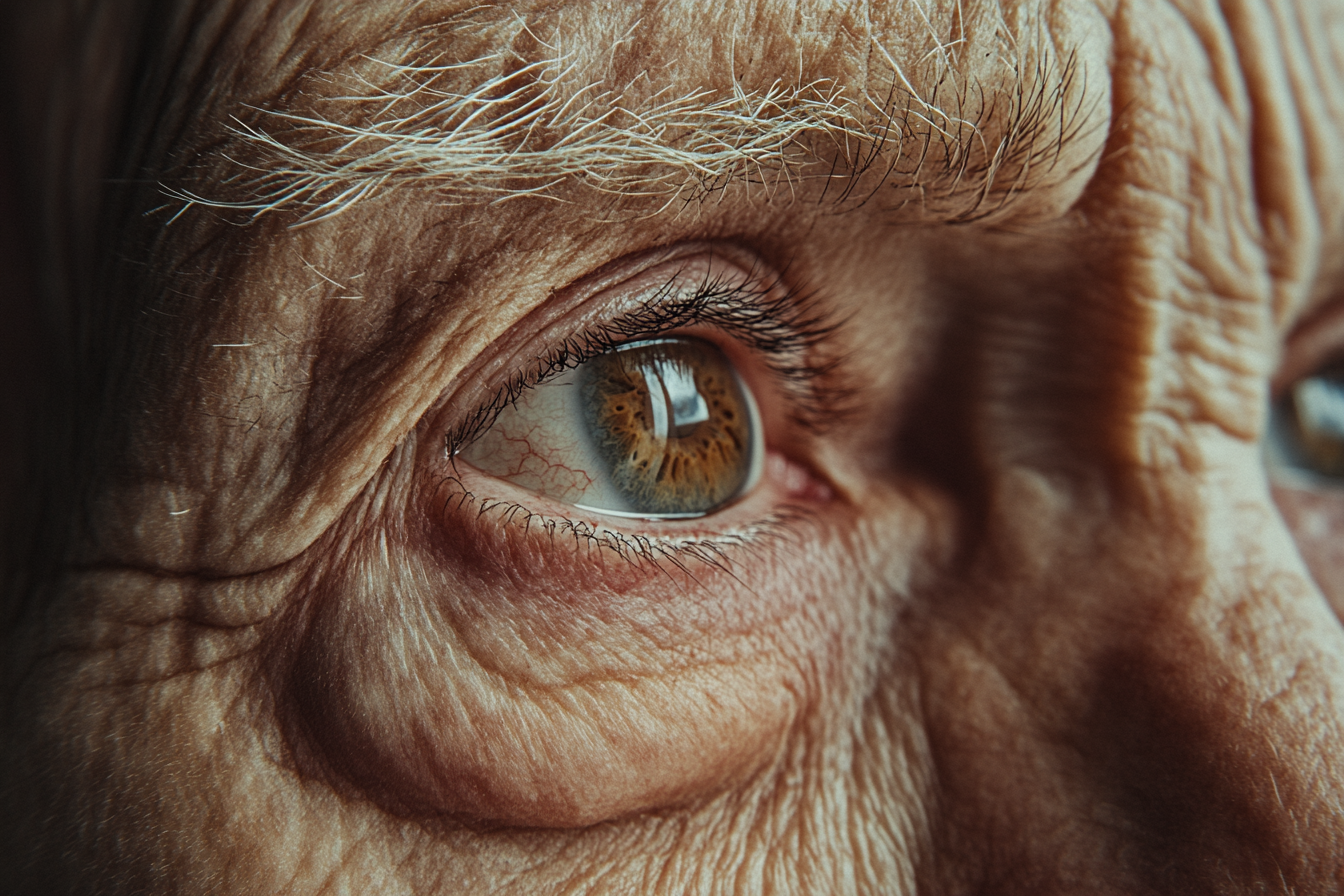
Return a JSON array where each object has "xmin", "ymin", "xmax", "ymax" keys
[
  {"xmin": 1264, "ymin": 302, "xmax": 1344, "ymax": 614},
  {"xmin": 431, "ymin": 246, "xmax": 840, "ymax": 556},
  {"xmin": 1266, "ymin": 364, "xmax": 1344, "ymax": 485},
  {"xmin": 290, "ymin": 246, "xmax": 867, "ymax": 827},
  {"xmin": 459, "ymin": 335, "xmax": 764, "ymax": 519}
]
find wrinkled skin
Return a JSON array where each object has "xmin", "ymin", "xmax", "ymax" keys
[{"xmin": 4, "ymin": 0, "xmax": 1344, "ymax": 893}]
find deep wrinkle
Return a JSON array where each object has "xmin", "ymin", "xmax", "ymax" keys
[{"xmin": 18, "ymin": 0, "xmax": 1344, "ymax": 889}]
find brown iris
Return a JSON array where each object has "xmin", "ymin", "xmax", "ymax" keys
[{"xmin": 580, "ymin": 338, "xmax": 756, "ymax": 516}]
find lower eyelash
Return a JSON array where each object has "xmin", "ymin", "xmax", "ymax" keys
[{"xmin": 432, "ymin": 472, "xmax": 811, "ymax": 581}]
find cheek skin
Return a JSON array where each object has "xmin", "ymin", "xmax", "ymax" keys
[
  {"xmin": 276, "ymin": 429, "xmax": 929, "ymax": 828},
  {"xmin": 1270, "ymin": 483, "xmax": 1344, "ymax": 619}
]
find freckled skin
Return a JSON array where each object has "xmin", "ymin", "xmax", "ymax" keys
[{"xmin": 4, "ymin": 0, "xmax": 1344, "ymax": 894}]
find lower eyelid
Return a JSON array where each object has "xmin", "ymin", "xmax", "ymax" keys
[
  {"xmin": 452, "ymin": 441, "xmax": 829, "ymax": 524},
  {"xmin": 286, "ymin": 457, "xmax": 844, "ymax": 831},
  {"xmin": 432, "ymin": 444, "xmax": 834, "ymax": 579},
  {"xmin": 1270, "ymin": 482, "xmax": 1344, "ymax": 619}
]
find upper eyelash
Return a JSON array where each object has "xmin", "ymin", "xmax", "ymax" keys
[{"xmin": 443, "ymin": 262, "xmax": 849, "ymax": 459}]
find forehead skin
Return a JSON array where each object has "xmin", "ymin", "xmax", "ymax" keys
[{"xmin": 4, "ymin": 0, "xmax": 1344, "ymax": 894}]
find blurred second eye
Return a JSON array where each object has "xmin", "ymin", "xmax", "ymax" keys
[
  {"xmin": 1266, "ymin": 367, "xmax": 1344, "ymax": 484},
  {"xmin": 460, "ymin": 337, "xmax": 763, "ymax": 519}
]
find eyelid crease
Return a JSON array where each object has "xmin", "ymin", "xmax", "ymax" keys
[{"xmin": 442, "ymin": 260, "xmax": 852, "ymax": 462}]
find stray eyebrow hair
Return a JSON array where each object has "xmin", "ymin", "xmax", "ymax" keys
[{"xmin": 165, "ymin": 9, "xmax": 1103, "ymax": 229}]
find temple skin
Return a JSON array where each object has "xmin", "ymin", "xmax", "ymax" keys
[{"xmin": 4, "ymin": 0, "xmax": 1344, "ymax": 892}]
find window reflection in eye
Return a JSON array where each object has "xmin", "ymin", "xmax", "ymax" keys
[{"xmin": 459, "ymin": 336, "xmax": 764, "ymax": 519}]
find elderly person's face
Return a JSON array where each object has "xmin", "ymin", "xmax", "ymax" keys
[{"xmin": 4, "ymin": 0, "xmax": 1344, "ymax": 891}]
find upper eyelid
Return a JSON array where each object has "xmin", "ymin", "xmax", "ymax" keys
[
  {"xmin": 1273, "ymin": 296, "xmax": 1344, "ymax": 396},
  {"xmin": 442, "ymin": 256, "xmax": 849, "ymax": 457}
]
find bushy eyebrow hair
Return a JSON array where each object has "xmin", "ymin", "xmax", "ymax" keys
[{"xmin": 163, "ymin": 8, "xmax": 1103, "ymax": 229}]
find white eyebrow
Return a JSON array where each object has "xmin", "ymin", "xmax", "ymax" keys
[{"xmin": 164, "ymin": 19, "xmax": 1099, "ymax": 229}]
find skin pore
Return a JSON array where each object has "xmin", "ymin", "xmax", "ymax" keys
[{"xmin": 3, "ymin": 0, "xmax": 1344, "ymax": 892}]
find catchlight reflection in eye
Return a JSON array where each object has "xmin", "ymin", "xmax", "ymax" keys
[{"xmin": 460, "ymin": 337, "xmax": 764, "ymax": 518}]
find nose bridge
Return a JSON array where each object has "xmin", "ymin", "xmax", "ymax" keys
[
  {"xmin": 1078, "ymin": 2, "xmax": 1344, "ymax": 875},
  {"xmin": 902, "ymin": 1, "xmax": 1344, "ymax": 878},
  {"xmin": 1082, "ymin": 464, "xmax": 1344, "ymax": 886},
  {"xmin": 908, "ymin": 448, "xmax": 1344, "ymax": 891}
]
